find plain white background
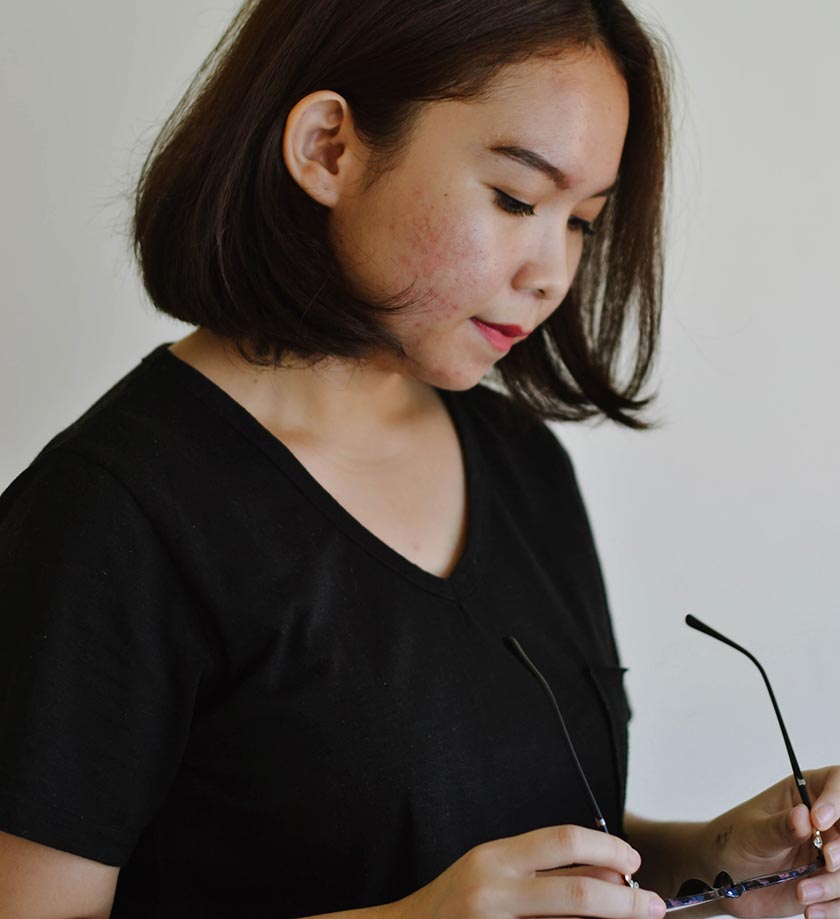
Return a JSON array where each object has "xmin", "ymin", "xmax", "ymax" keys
[{"xmin": 1, "ymin": 0, "xmax": 837, "ymax": 869}]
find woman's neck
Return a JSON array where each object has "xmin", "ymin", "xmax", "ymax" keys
[{"xmin": 167, "ymin": 327, "xmax": 437, "ymax": 456}]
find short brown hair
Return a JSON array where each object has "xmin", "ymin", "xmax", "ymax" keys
[{"xmin": 130, "ymin": 0, "xmax": 671, "ymax": 427}]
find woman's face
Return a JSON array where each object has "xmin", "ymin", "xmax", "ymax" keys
[{"xmin": 329, "ymin": 46, "xmax": 630, "ymax": 391}]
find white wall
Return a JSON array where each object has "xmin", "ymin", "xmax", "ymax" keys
[
  {"xmin": 2, "ymin": 0, "xmax": 838, "ymax": 850},
  {"xmin": 555, "ymin": 0, "xmax": 840, "ymax": 825}
]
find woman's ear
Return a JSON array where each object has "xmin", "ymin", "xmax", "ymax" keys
[{"xmin": 282, "ymin": 91, "xmax": 366, "ymax": 208}]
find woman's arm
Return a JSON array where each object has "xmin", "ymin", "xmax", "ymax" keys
[
  {"xmin": 0, "ymin": 830, "xmax": 119, "ymax": 919},
  {"xmin": 626, "ymin": 768, "xmax": 840, "ymax": 919}
]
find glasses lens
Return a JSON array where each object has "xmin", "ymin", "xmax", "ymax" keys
[
  {"xmin": 666, "ymin": 858, "xmax": 823, "ymax": 913},
  {"xmin": 674, "ymin": 872, "xmax": 735, "ymax": 898},
  {"xmin": 673, "ymin": 879, "xmax": 712, "ymax": 898}
]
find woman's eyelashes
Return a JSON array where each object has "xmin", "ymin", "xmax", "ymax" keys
[
  {"xmin": 493, "ymin": 188, "xmax": 536, "ymax": 218},
  {"xmin": 568, "ymin": 215, "xmax": 596, "ymax": 237},
  {"xmin": 491, "ymin": 189, "xmax": 596, "ymax": 236}
]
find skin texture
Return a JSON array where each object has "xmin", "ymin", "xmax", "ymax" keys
[
  {"xmin": 0, "ymin": 829, "xmax": 117, "ymax": 918},
  {"xmin": 292, "ymin": 44, "xmax": 628, "ymax": 397},
  {"xmin": 170, "ymin": 44, "xmax": 629, "ymax": 446},
  {"xmin": 169, "ymin": 45, "xmax": 628, "ymax": 580}
]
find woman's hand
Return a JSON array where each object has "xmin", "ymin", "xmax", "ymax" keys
[
  {"xmin": 701, "ymin": 766, "xmax": 840, "ymax": 919},
  {"xmin": 392, "ymin": 824, "xmax": 666, "ymax": 919}
]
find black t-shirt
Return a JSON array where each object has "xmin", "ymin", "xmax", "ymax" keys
[{"xmin": 0, "ymin": 343, "xmax": 631, "ymax": 918}]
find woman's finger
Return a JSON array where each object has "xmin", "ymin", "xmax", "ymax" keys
[
  {"xmin": 491, "ymin": 824, "xmax": 641, "ymax": 877},
  {"xmin": 537, "ymin": 865, "xmax": 626, "ymax": 884},
  {"xmin": 805, "ymin": 903, "xmax": 840, "ymax": 919},
  {"xmin": 745, "ymin": 803, "xmax": 813, "ymax": 859},
  {"xmin": 824, "ymin": 830, "xmax": 840, "ymax": 873},
  {"xmin": 809, "ymin": 767, "xmax": 840, "ymax": 834},
  {"xmin": 799, "ymin": 865, "xmax": 840, "ymax": 915},
  {"xmin": 809, "ymin": 768, "xmax": 840, "ymax": 874},
  {"xmin": 506, "ymin": 873, "xmax": 665, "ymax": 919}
]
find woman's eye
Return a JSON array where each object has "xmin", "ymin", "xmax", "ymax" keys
[
  {"xmin": 493, "ymin": 189, "xmax": 597, "ymax": 237},
  {"xmin": 492, "ymin": 189, "xmax": 536, "ymax": 218},
  {"xmin": 568, "ymin": 216, "xmax": 597, "ymax": 237}
]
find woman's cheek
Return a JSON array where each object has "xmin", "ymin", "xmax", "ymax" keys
[{"xmin": 399, "ymin": 187, "xmax": 495, "ymax": 283}]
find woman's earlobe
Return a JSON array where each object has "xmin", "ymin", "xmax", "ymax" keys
[{"xmin": 282, "ymin": 91, "xmax": 361, "ymax": 208}]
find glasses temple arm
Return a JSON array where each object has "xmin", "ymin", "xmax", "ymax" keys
[
  {"xmin": 503, "ymin": 636, "xmax": 613, "ymax": 831},
  {"xmin": 503, "ymin": 641, "xmax": 638, "ymax": 885},
  {"xmin": 685, "ymin": 615, "xmax": 812, "ymax": 810}
]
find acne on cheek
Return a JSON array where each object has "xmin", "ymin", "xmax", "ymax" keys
[
  {"xmin": 397, "ymin": 191, "xmax": 493, "ymax": 308},
  {"xmin": 402, "ymin": 203, "xmax": 460, "ymax": 277},
  {"xmin": 403, "ymin": 300, "xmax": 457, "ymax": 334}
]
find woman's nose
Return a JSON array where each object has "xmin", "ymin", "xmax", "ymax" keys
[{"xmin": 527, "ymin": 232, "xmax": 576, "ymax": 305}]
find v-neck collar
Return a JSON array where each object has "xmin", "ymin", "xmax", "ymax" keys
[{"xmin": 144, "ymin": 342, "xmax": 487, "ymax": 600}]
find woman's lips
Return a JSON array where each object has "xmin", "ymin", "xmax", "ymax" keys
[{"xmin": 470, "ymin": 318, "xmax": 529, "ymax": 352}]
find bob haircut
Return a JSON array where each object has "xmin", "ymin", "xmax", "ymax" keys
[{"xmin": 131, "ymin": 0, "xmax": 671, "ymax": 428}]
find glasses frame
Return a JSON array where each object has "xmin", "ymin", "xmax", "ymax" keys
[
  {"xmin": 663, "ymin": 861, "xmax": 823, "ymax": 912},
  {"xmin": 504, "ymin": 614, "xmax": 825, "ymax": 913}
]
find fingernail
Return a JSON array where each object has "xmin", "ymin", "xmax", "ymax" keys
[
  {"xmin": 808, "ymin": 909, "xmax": 826, "ymax": 919},
  {"xmin": 826, "ymin": 841, "xmax": 840, "ymax": 870},
  {"xmin": 815, "ymin": 804, "xmax": 836, "ymax": 829},
  {"xmin": 800, "ymin": 881, "xmax": 823, "ymax": 904},
  {"xmin": 630, "ymin": 848, "xmax": 642, "ymax": 870},
  {"xmin": 650, "ymin": 897, "xmax": 666, "ymax": 918}
]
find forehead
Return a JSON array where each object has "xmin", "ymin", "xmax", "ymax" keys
[
  {"xmin": 502, "ymin": 52, "xmax": 623, "ymax": 118},
  {"xmin": 411, "ymin": 48, "xmax": 629, "ymax": 187}
]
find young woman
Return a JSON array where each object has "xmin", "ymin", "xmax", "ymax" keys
[{"xmin": 0, "ymin": 1, "xmax": 838, "ymax": 917}]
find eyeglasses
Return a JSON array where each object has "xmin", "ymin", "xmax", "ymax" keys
[{"xmin": 504, "ymin": 614, "xmax": 825, "ymax": 913}]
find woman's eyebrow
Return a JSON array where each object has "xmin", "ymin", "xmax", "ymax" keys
[{"xmin": 485, "ymin": 144, "xmax": 617, "ymax": 197}]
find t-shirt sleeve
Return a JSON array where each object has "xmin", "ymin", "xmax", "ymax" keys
[{"xmin": 0, "ymin": 449, "xmax": 216, "ymax": 866}]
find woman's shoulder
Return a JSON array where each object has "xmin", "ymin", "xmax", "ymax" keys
[
  {"xmin": 10, "ymin": 343, "xmax": 265, "ymax": 502},
  {"xmin": 0, "ymin": 343, "xmax": 269, "ymax": 559},
  {"xmin": 0, "ymin": 346, "xmax": 195, "ymax": 566},
  {"xmin": 20, "ymin": 344, "xmax": 189, "ymax": 476}
]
